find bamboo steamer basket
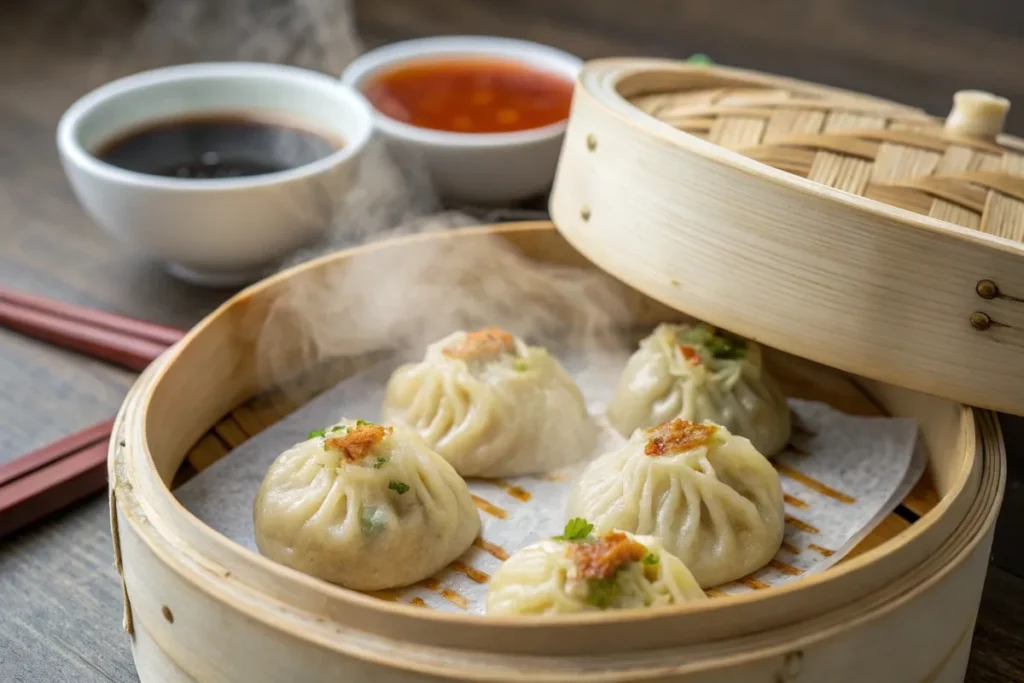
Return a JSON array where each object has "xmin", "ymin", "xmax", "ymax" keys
[
  {"xmin": 551, "ymin": 59, "xmax": 1024, "ymax": 416},
  {"xmin": 109, "ymin": 220, "xmax": 1006, "ymax": 682}
]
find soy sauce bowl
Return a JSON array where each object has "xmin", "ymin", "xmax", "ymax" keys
[
  {"xmin": 341, "ymin": 36, "xmax": 583, "ymax": 205},
  {"xmin": 57, "ymin": 63, "xmax": 373, "ymax": 287}
]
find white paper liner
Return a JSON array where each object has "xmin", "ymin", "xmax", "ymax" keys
[{"xmin": 176, "ymin": 347, "xmax": 922, "ymax": 612}]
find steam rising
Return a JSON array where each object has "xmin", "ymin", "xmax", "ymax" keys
[
  {"xmin": 256, "ymin": 230, "xmax": 644, "ymax": 397},
  {"xmin": 118, "ymin": 0, "xmax": 365, "ymax": 77},
  {"xmin": 110, "ymin": 0, "xmax": 647, "ymax": 391}
]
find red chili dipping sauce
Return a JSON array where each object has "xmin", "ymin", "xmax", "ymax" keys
[{"xmin": 362, "ymin": 58, "xmax": 574, "ymax": 134}]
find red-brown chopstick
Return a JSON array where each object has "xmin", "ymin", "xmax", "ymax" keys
[
  {"xmin": 0, "ymin": 436, "xmax": 109, "ymax": 538},
  {"xmin": 0, "ymin": 287, "xmax": 183, "ymax": 372},
  {"xmin": 0, "ymin": 288, "xmax": 186, "ymax": 538},
  {"xmin": 0, "ymin": 417, "xmax": 115, "ymax": 488},
  {"xmin": 0, "ymin": 287, "xmax": 183, "ymax": 346}
]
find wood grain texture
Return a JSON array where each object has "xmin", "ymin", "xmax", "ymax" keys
[
  {"xmin": 0, "ymin": 496, "xmax": 135, "ymax": 683},
  {"xmin": 969, "ymin": 564, "xmax": 1024, "ymax": 683},
  {"xmin": 0, "ymin": 0, "xmax": 1021, "ymax": 681}
]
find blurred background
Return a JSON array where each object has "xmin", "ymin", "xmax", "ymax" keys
[{"xmin": 4, "ymin": 0, "xmax": 1023, "ymax": 125}]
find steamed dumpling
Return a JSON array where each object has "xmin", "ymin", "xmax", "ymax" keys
[
  {"xmin": 486, "ymin": 523, "xmax": 706, "ymax": 615},
  {"xmin": 566, "ymin": 419, "xmax": 784, "ymax": 588},
  {"xmin": 254, "ymin": 419, "xmax": 480, "ymax": 591},
  {"xmin": 607, "ymin": 323, "xmax": 791, "ymax": 456},
  {"xmin": 383, "ymin": 327, "xmax": 594, "ymax": 478}
]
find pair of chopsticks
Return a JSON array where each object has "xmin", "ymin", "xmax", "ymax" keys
[
  {"xmin": 0, "ymin": 287, "xmax": 184, "ymax": 538},
  {"xmin": 0, "ymin": 288, "xmax": 182, "ymax": 372}
]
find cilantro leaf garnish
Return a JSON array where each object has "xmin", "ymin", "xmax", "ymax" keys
[
  {"xmin": 356, "ymin": 419, "xmax": 373, "ymax": 426},
  {"xmin": 677, "ymin": 324, "xmax": 715, "ymax": 347},
  {"xmin": 308, "ymin": 429, "xmax": 326, "ymax": 439},
  {"xmin": 706, "ymin": 335, "xmax": 747, "ymax": 360},
  {"xmin": 553, "ymin": 518, "xmax": 594, "ymax": 542},
  {"xmin": 388, "ymin": 480, "xmax": 410, "ymax": 495},
  {"xmin": 373, "ymin": 457, "xmax": 390, "ymax": 469},
  {"xmin": 643, "ymin": 552, "xmax": 660, "ymax": 565}
]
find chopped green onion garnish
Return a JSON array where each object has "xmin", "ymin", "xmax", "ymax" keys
[
  {"xmin": 586, "ymin": 578, "xmax": 620, "ymax": 609},
  {"xmin": 360, "ymin": 504, "xmax": 388, "ymax": 537},
  {"xmin": 678, "ymin": 324, "xmax": 747, "ymax": 360},
  {"xmin": 643, "ymin": 552, "xmax": 660, "ymax": 565},
  {"xmin": 687, "ymin": 53, "xmax": 714, "ymax": 65},
  {"xmin": 388, "ymin": 480, "xmax": 410, "ymax": 495},
  {"xmin": 373, "ymin": 457, "xmax": 389, "ymax": 469},
  {"xmin": 308, "ymin": 429, "xmax": 326, "ymax": 439},
  {"xmin": 513, "ymin": 359, "xmax": 529, "ymax": 372}
]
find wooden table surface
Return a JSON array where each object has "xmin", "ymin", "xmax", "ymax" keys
[{"xmin": 1, "ymin": 0, "xmax": 1022, "ymax": 681}]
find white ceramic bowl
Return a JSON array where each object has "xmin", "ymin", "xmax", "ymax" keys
[
  {"xmin": 57, "ymin": 63, "xmax": 374, "ymax": 287},
  {"xmin": 341, "ymin": 36, "xmax": 583, "ymax": 205}
]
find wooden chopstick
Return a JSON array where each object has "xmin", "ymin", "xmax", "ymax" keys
[
  {"xmin": 0, "ymin": 287, "xmax": 184, "ymax": 371},
  {"xmin": 0, "ymin": 288, "xmax": 187, "ymax": 539},
  {"xmin": 0, "ymin": 417, "xmax": 115, "ymax": 488},
  {"xmin": 0, "ymin": 440, "xmax": 108, "ymax": 539},
  {"xmin": 0, "ymin": 288, "xmax": 183, "ymax": 346}
]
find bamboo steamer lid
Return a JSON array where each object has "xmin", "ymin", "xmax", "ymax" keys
[{"xmin": 550, "ymin": 58, "xmax": 1024, "ymax": 415}]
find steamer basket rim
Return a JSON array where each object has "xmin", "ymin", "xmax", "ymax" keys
[{"xmin": 120, "ymin": 223, "xmax": 984, "ymax": 643}]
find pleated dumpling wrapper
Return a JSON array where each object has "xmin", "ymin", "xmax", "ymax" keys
[
  {"xmin": 486, "ymin": 520, "xmax": 706, "ymax": 615},
  {"xmin": 253, "ymin": 419, "xmax": 480, "ymax": 591},
  {"xmin": 607, "ymin": 323, "xmax": 791, "ymax": 456},
  {"xmin": 383, "ymin": 327, "xmax": 594, "ymax": 478},
  {"xmin": 566, "ymin": 419, "xmax": 784, "ymax": 588}
]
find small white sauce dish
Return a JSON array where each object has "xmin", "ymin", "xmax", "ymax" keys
[
  {"xmin": 341, "ymin": 36, "xmax": 583, "ymax": 205},
  {"xmin": 57, "ymin": 62, "xmax": 373, "ymax": 287}
]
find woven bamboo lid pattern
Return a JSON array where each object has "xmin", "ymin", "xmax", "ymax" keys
[{"xmin": 629, "ymin": 77, "xmax": 1024, "ymax": 241}]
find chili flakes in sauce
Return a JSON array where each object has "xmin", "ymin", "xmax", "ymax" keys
[
  {"xmin": 361, "ymin": 58, "xmax": 573, "ymax": 134},
  {"xmin": 569, "ymin": 531, "xmax": 648, "ymax": 581},
  {"xmin": 644, "ymin": 419, "xmax": 718, "ymax": 457},
  {"xmin": 326, "ymin": 424, "xmax": 393, "ymax": 463}
]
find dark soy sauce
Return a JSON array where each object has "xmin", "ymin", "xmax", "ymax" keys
[{"xmin": 95, "ymin": 114, "xmax": 341, "ymax": 179}]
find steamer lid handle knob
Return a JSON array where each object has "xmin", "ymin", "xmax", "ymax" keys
[{"xmin": 944, "ymin": 90, "xmax": 1010, "ymax": 140}]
